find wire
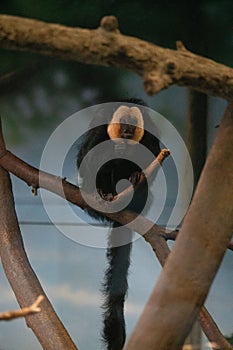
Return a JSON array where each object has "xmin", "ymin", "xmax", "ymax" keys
[{"xmin": 19, "ymin": 221, "xmax": 103, "ymax": 226}]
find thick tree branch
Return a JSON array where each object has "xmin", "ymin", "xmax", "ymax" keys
[
  {"xmin": 125, "ymin": 102, "xmax": 233, "ymax": 350},
  {"xmin": 0, "ymin": 169, "xmax": 78, "ymax": 349},
  {"xmin": 0, "ymin": 15, "xmax": 232, "ymax": 99},
  {"xmin": 0, "ymin": 127, "xmax": 78, "ymax": 349}
]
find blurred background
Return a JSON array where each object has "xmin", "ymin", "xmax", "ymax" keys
[{"xmin": 0, "ymin": 1, "xmax": 232, "ymax": 349}]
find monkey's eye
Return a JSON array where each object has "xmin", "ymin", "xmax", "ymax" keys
[{"xmin": 120, "ymin": 116, "xmax": 137, "ymax": 125}]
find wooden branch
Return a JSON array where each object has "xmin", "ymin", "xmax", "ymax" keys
[
  {"xmin": 0, "ymin": 127, "xmax": 78, "ymax": 349},
  {"xmin": 144, "ymin": 229, "xmax": 233, "ymax": 350},
  {"xmin": 0, "ymin": 295, "xmax": 44, "ymax": 321},
  {"xmin": 125, "ymin": 102, "xmax": 233, "ymax": 350},
  {"xmin": 0, "ymin": 15, "xmax": 232, "ymax": 99},
  {"xmin": 110, "ymin": 148, "xmax": 170, "ymax": 202},
  {"xmin": 161, "ymin": 229, "xmax": 233, "ymax": 252},
  {"xmin": 0, "ymin": 169, "xmax": 78, "ymax": 349},
  {"xmin": 198, "ymin": 308, "xmax": 233, "ymax": 350},
  {"xmin": 0, "ymin": 149, "xmax": 169, "ymax": 238}
]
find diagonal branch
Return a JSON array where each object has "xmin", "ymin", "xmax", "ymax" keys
[
  {"xmin": 124, "ymin": 103, "xmax": 233, "ymax": 350},
  {"xmin": 0, "ymin": 15, "xmax": 232, "ymax": 99},
  {"xmin": 0, "ymin": 125, "xmax": 78, "ymax": 349},
  {"xmin": 144, "ymin": 227, "xmax": 233, "ymax": 350},
  {"xmin": 113, "ymin": 148, "xmax": 170, "ymax": 202},
  {"xmin": 198, "ymin": 308, "xmax": 233, "ymax": 350},
  {"xmin": 0, "ymin": 168, "xmax": 78, "ymax": 349}
]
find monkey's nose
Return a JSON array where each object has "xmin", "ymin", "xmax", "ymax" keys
[{"xmin": 121, "ymin": 132, "xmax": 133, "ymax": 139}]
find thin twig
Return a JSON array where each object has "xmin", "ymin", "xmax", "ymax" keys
[
  {"xmin": 0, "ymin": 295, "xmax": 44, "ymax": 321},
  {"xmin": 198, "ymin": 308, "xmax": 233, "ymax": 350}
]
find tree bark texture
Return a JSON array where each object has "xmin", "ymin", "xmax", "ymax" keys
[
  {"xmin": 0, "ymin": 15, "xmax": 232, "ymax": 99},
  {"xmin": 124, "ymin": 102, "xmax": 233, "ymax": 350},
  {"xmin": 0, "ymin": 127, "xmax": 78, "ymax": 349}
]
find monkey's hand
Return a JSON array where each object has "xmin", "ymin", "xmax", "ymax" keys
[
  {"xmin": 97, "ymin": 188, "xmax": 115, "ymax": 202},
  {"xmin": 129, "ymin": 171, "xmax": 145, "ymax": 187}
]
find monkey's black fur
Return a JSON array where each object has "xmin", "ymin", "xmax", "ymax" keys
[{"xmin": 77, "ymin": 99, "xmax": 160, "ymax": 350}]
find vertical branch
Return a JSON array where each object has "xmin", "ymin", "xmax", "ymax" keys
[
  {"xmin": 0, "ymin": 120, "xmax": 78, "ymax": 350},
  {"xmin": 125, "ymin": 102, "xmax": 233, "ymax": 350}
]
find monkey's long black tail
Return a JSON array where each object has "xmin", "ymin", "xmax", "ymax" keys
[{"xmin": 102, "ymin": 223, "xmax": 133, "ymax": 350}]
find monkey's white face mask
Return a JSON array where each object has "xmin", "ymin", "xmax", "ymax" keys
[{"xmin": 107, "ymin": 106, "xmax": 144, "ymax": 154}]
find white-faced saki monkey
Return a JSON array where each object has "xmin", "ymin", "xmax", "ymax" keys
[{"xmin": 77, "ymin": 99, "xmax": 160, "ymax": 350}]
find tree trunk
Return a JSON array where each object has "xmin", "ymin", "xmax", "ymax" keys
[{"xmin": 124, "ymin": 102, "xmax": 233, "ymax": 350}]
